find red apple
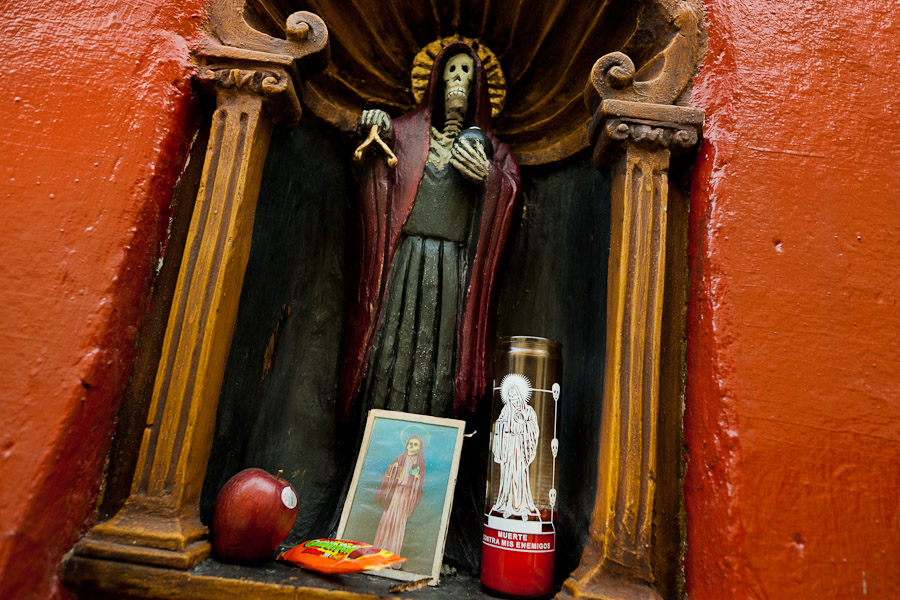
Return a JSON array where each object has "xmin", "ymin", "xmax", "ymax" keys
[{"xmin": 212, "ymin": 468, "xmax": 298, "ymax": 563}]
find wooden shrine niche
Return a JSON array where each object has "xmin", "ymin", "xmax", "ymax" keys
[{"xmin": 65, "ymin": 1, "xmax": 704, "ymax": 599}]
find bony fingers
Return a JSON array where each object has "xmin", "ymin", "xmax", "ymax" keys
[
  {"xmin": 456, "ymin": 151, "xmax": 488, "ymax": 177},
  {"xmin": 452, "ymin": 143, "xmax": 480, "ymax": 164},
  {"xmin": 451, "ymin": 157, "xmax": 486, "ymax": 182},
  {"xmin": 473, "ymin": 157, "xmax": 489, "ymax": 176},
  {"xmin": 450, "ymin": 157, "xmax": 477, "ymax": 178},
  {"xmin": 361, "ymin": 110, "xmax": 388, "ymax": 131},
  {"xmin": 460, "ymin": 143, "xmax": 489, "ymax": 169},
  {"xmin": 459, "ymin": 138, "xmax": 488, "ymax": 160},
  {"xmin": 457, "ymin": 138, "xmax": 484, "ymax": 157},
  {"xmin": 450, "ymin": 155, "xmax": 471, "ymax": 172},
  {"xmin": 453, "ymin": 153, "xmax": 479, "ymax": 174}
]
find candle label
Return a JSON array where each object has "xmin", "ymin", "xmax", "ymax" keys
[{"xmin": 482, "ymin": 525, "xmax": 555, "ymax": 553}]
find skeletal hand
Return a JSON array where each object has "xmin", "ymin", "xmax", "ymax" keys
[
  {"xmin": 359, "ymin": 109, "xmax": 392, "ymax": 137},
  {"xmin": 450, "ymin": 137, "xmax": 489, "ymax": 182}
]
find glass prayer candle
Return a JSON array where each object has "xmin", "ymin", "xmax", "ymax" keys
[{"xmin": 481, "ymin": 336, "xmax": 562, "ymax": 599}]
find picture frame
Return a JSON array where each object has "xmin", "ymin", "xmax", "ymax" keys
[{"xmin": 336, "ymin": 409, "xmax": 467, "ymax": 585}]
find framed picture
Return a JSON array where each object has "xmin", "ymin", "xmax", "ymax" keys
[{"xmin": 336, "ymin": 409, "xmax": 466, "ymax": 585}]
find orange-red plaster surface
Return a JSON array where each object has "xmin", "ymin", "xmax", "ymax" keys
[
  {"xmin": 686, "ymin": 0, "xmax": 900, "ymax": 597},
  {"xmin": 1, "ymin": 0, "xmax": 899, "ymax": 598},
  {"xmin": 0, "ymin": 0, "xmax": 206, "ymax": 597}
]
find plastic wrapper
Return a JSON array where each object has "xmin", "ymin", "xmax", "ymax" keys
[{"xmin": 277, "ymin": 539, "xmax": 405, "ymax": 574}]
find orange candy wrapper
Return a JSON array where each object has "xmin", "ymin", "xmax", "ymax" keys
[{"xmin": 277, "ymin": 539, "xmax": 406, "ymax": 574}]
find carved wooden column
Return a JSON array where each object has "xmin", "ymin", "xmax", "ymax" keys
[
  {"xmin": 74, "ymin": 11, "xmax": 328, "ymax": 570},
  {"xmin": 560, "ymin": 25, "xmax": 703, "ymax": 600}
]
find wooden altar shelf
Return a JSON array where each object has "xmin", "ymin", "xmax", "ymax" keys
[{"xmin": 64, "ymin": 555, "xmax": 514, "ymax": 600}]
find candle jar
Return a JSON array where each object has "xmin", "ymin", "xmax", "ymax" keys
[{"xmin": 481, "ymin": 336, "xmax": 562, "ymax": 599}]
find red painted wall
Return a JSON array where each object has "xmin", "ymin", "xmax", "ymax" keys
[
  {"xmin": 686, "ymin": 0, "xmax": 900, "ymax": 597},
  {"xmin": 1, "ymin": 0, "xmax": 898, "ymax": 598},
  {"xmin": 0, "ymin": 0, "xmax": 206, "ymax": 597}
]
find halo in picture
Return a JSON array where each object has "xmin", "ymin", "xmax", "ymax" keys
[{"xmin": 400, "ymin": 424, "xmax": 431, "ymax": 449}]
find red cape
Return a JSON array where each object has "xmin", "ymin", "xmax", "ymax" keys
[{"xmin": 338, "ymin": 42, "xmax": 522, "ymax": 423}]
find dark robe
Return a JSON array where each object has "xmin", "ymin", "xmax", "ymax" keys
[
  {"xmin": 338, "ymin": 42, "xmax": 522, "ymax": 424},
  {"xmin": 360, "ymin": 162, "xmax": 472, "ymax": 416}
]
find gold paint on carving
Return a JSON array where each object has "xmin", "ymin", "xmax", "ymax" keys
[
  {"xmin": 411, "ymin": 36, "xmax": 506, "ymax": 117},
  {"xmin": 558, "ymin": 143, "xmax": 669, "ymax": 600},
  {"xmin": 73, "ymin": 9, "xmax": 329, "ymax": 571},
  {"xmin": 76, "ymin": 91, "xmax": 274, "ymax": 570},
  {"xmin": 560, "ymin": 95, "xmax": 702, "ymax": 600}
]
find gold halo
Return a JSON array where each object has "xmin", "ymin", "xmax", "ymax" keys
[
  {"xmin": 411, "ymin": 36, "xmax": 506, "ymax": 118},
  {"xmin": 400, "ymin": 424, "xmax": 431, "ymax": 449}
]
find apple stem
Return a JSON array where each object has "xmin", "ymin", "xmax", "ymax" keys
[{"xmin": 276, "ymin": 469, "xmax": 284, "ymax": 480}]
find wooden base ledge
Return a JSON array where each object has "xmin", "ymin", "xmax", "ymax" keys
[
  {"xmin": 558, "ymin": 572, "xmax": 663, "ymax": 600},
  {"xmin": 73, "ymin": 536, "xmax": 211, "ymax": 570},
  {"xmin": 62, "ymin": 555, "xmax": 497, "ymax": 600}
]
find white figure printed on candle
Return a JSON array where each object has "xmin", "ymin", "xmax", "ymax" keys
[{"xmin": 491, "ymin": 374, "xmax": 540, "ymax": 519}]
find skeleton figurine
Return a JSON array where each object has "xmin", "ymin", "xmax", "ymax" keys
[{"xmin": 339, "ymin": 42, "xmax": 522, "ymax": 426}]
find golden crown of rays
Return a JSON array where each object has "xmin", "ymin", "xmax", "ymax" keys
[
  {"xmin": 500, "ymin": 373, "xmax": 532, "ymax": 404},
  {"xmin": 411, "ymin": 36, "xmax": 506, "ymax": 117}
]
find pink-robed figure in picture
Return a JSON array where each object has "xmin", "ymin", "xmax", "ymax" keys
[{"xmin": 373, "ymin": 435, "xmax": 426, "ymax": 557}]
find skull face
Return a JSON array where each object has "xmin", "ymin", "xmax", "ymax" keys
[
  {"xmin": 549, "ymin": 488, "xmax": 557, "ymax": 508},
  {"xmin": 406, "ymin": 437, "xmax": 421, "ymax": 457},
  {"xmin": 443, "ymin": 53, "xmax": 474, "ymax": 113},
  {"xmin": 551, "ymin": 438, "xmax": 559, "ymax": 458},
  {"xmin": 508, "ymin": 386, "xmax": 523, "ymax": 411}
]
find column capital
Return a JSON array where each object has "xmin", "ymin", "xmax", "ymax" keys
[
  {"xmin": 589, "ymin": 98, "xmax": 704, "ymax": 164},
  {"xmin": 193, "ymin": 10, "xmax": 329, "ymax": 125},
  {"xmin": 584, "ymin": 1, "xmax": 702, "ymax": 109},
  {"xmin": 195, "ymin": 63, "xmax": 300, "ymax": 124},
  {"xmin": 583, "ymin": 0, "xmax": 705, "ymax": 165}
]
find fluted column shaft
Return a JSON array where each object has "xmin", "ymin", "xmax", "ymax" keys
[{"xmin": 561, "ymin": 73, "xmax": 702, "ymax": 599}]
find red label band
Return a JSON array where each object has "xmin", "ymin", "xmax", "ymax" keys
[
  {"xmin": 482, "ymin": 525, "xmax": 555, "ymax": 553},
  {"xmin": 481, "ymin": 524, "xmax": 555, "ymax": 597}
]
